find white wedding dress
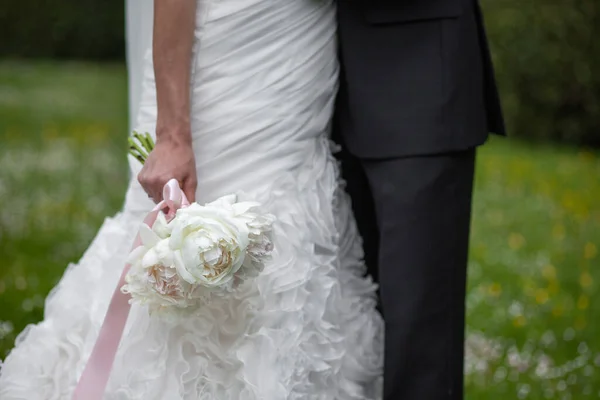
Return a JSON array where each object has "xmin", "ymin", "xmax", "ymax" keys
[{"xmin": 0, "ymin": 1, "xmax": 384, "ymax": 399}]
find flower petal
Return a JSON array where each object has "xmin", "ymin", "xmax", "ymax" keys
[
  {"xmin": 173, "ymin": 250, "xmax": 197, "ymax": 284},
  {"xmin": 152, "ymin": 212, "xmax": 171, "ymax": 238},
  {"xmin": 126, "ymin": 245, "xmax": 148, "ymax": 265},
  {"xmin": 139, "ymin": 223, "xmax": 161, "ymax": 248},
  {"xmin": 142, "ymin": 248, "xmax": 161, "ymax": 269}
]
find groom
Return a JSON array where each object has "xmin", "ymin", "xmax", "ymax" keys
[{"xmin": 334, "ymin": 0, "xmax": 504, "ymax": 399}]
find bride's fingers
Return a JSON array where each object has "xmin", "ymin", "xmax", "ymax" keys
[
  {"xmin": 138, "ymin": 173, "xmax": 163, "ymax": 203},
  {"xmin": 145, "ymin": 186, "xmax": 162, "ymax": 204},
  {"xmin": 150, "ymin": 180, "xmax": 165, "ymax": 203},
  {"xmin": 183, "ymin": 176, "xmax": 197, "ymax": 203},
  {"xmin": 151, "ymin": 191, "xmax": 162, "ymax": 204}
]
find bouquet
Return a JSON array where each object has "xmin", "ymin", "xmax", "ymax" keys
[{"xmin": 124, "ymin": 132, "xmax": 275, "ymax": 312}]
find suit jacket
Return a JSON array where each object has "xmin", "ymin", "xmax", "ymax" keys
[{"xmin": 336, "ymin": 0, "xmax": 505, "ymax": 158}]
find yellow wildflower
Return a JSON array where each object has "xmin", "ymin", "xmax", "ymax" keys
[
  {"xmin": 508, "ymin": 233, "xmax": 526, "ymax": 250},
  {"xmin": 580, "ymin": 272, "xmax": 593, "ymax": 288},
  {"xmin": 535, "ymin": 289, "xmax": 549, "ymax": 305},
  {"xmin": 542, "ymin": 264, "xmax": 556, "ymax": 280},
  {"xmin": 577, "ymin": 295, "xmax": 589, "ymax": 310},
  {"xmin": 488, "ymin": 283, "xmax": 502, "ymax": 297},
  {"xmin": 584, "ymin": 243, "xmax": 597, "ymax": 260}
]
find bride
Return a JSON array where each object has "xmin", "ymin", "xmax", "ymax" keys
[{"xmin": 0, "ymin": 0, "xmax": 383, "ymax": 398}]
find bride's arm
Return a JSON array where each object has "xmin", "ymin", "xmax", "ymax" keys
[
  {"xmin": 138, "ymin": 0, "xmax": 198, "ymax": 203},
  {"xmin": 153, "ymin": 0, "xmax": 197, "ymax": 140}
]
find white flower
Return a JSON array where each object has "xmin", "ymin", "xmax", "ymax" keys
[
  {"xmin": 151, "ymin": 211, "xmax": 172, "ymax": 239},
  {"xmin": 240, "ymin": 214, "xmax": 275, "ymax": 278},
  {"xmin": 125, "ymin": 211, "xmax": 172, "ymax": 266},
  {"xmin": 169, "ymin": 194, "xmax": 264, "ymax": 288},
  {"xmin": 122, "ymin": 194, "xmax": 275, "ymax": 311},
  {"xmin": 122, "ymin": 212, "xmax": 190, "ymax": 309},
  {"xmin": 123, "ymin": 238, "xmax": 191, "ymax": 309}
]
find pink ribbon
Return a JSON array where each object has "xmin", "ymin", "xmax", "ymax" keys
[{"xmin": 72, "ymin": 179, "xmax": 190, "ymax": 400}]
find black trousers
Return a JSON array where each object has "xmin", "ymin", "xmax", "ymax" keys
[{"xmin": 338, "ymin": 147, "xmax": 476, "ymax": 399}]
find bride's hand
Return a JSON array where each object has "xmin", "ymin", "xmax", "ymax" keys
[{"xmin": 137, "ymin": 132, "xmax": 197, "ymax": 203}]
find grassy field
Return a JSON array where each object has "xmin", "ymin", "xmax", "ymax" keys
[{"xmin": 0, "ymin": 62, "xmax": 598, "ymax": 399}]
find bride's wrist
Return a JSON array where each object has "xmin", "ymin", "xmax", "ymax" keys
[{"xmin": 156, "ymin": 124, "xmax": 193, "ymax": 147}]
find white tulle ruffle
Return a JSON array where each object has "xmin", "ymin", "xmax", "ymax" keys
[{"xmin": 0, "ymin": 139, "xmax": 383, "ymax": 400}]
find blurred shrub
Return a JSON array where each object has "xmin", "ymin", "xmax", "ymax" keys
[
  {"xmin": 0, "ymin": 0, "xmax": 124, "ymax": 60},
  {"xmin": 482, "ymin": 0, "xmax": 600, "ymax": 147}
]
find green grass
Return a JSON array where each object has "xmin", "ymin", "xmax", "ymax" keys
[
  {"xmin": 0, "ymin": 61, "xmax": 129, "ymax": 360},
  {"xmin": 467, "ymin": 141, "xmax": 600, "ymax": 398},
  {"xmin": 0, "ymin": 61, "xmax": 599, "ymax": 399}
]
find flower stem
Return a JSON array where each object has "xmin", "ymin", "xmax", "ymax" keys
[{"xmin": 129, "ymin": 132, "xmax": 157, "ymax": 165}]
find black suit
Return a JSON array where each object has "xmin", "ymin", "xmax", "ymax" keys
[{"xmin": 334, "ymin": 0, "xmax": 504, "ymax": 398}]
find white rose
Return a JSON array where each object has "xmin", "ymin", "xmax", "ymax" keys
[
  {"xmin": 169, "ymin": 196, "xmax": 254, "ymax": 287},
  {"xmin": 123, "ymin": 237, "xmax": 192, "ymax": 309}
]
